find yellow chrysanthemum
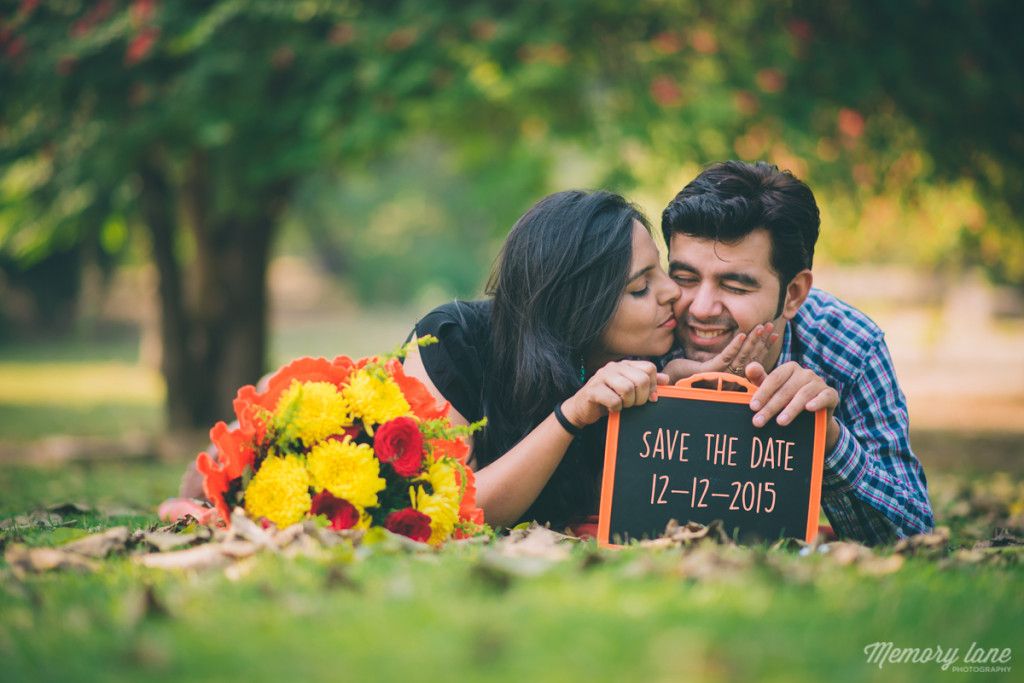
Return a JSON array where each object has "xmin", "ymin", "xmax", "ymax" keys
[
  {"xmin": 411, "ymin": 459, "xmax": 461, "ymax": 544},
  {"xmin": 306, "ymin": 438, "xmax": 386, "ymax": 510},
  {"xmin": 243, "ymin": 455, "xmax": 311, "ymax": 528},
  {"xmin": 342, "ymin": 369, "xmax": 411, "ymax": 428},
  {"xmin": 275, "ymin": 380, "xmax": 353, "ymax": 445}
]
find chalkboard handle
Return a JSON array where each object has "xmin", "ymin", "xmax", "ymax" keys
[{"xmin": 673, "ymin": 371, "xmax": 758, "ymax": 394}]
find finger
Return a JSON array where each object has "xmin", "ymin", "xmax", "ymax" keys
[
  {"xmin": 731, "ymin": 325, "xmax": 766, "ymax": 370},
  {"xmin": 745, "ymin": 361, "xmax": 768, "ymax": 387},
  {"xmin": 750, "ymin": 362, "xmax": 796, "ymax": 409},
  {"xmin": 604, "ymin": 373, "xmax": 640, "ymax": 408},
  {"xmin": 745, "ymin": 324, "xmax": 776, "ymax": 362},
  {"xmin": 622, "ymin": 359, "xmax": 659, "ymax": 375},
  {"xmin": 591, "ymin": 385, "xmax": 623, "ymax": 413},
  {"xmin": 751, "ymin": 366, "xmax": 801, "ymax": 425},
  {"xmin": 634, "ymin": 362, "xmax": 660, "ymax": 397},
  {"xmin": 775, "ymin": 381, "xmax": 824, "ymax": 425},
  {"xmin": 622, "ymin": 363, "xmax": 659, "ymax": 405},
  {"xmin": 806, "ymin": 387, "xmax": 839, "ymax": 412},
  {"xmin": 712, "ymin": 332, "xmax": 748, "ymax": 369}
]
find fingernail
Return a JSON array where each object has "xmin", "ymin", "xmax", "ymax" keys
[
  {"xmin": 750, "ymin": 399, "xmax": 761, "ymax": 410},
  {"xmin": 778, "ymin": 412, "xmax": 789, "ymax": 424},
  {"xmin": 651, "ymin": 392, "xmax": 658, "ymax": 401},
  {"xmin": 753, "ymin": 414, "xmax": 765, "ymax": 426}
]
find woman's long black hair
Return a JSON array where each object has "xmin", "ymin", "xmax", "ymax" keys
[{"xmin": 475, "ymin": 190, "xmax": 651, "ymax": 526}]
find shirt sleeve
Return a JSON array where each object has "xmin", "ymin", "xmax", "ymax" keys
[{"xmin": 819, "ymin": 337, "xmax": 936, "ymax": 544}]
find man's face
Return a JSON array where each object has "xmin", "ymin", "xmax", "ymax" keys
[{"xmin": 668, "ymin": 229, "xmax": 785, "ymax": 362}]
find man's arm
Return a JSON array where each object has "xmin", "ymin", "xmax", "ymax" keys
[
  {"xmin": 818, "ymin": 339, "xmax": 935, "ymax": 544},
  {"xmin": 746, "ymin": 341, "xmax": 934, "ymax": 545}
]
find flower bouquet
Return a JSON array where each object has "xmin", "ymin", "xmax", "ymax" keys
[{"xmin": 195, "ymin": 341, "xmax": 487, "ymax": 545}]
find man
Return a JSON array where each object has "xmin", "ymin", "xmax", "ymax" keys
[{"xmin": 661, "ymin": 160, "xmax": 934, "ymax": 545}]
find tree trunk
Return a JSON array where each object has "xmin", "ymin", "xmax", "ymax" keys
[{"xmin": 139, "ymin": 157, "xmax": 285, "ymax": 432}]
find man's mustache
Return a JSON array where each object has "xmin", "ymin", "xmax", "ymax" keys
[{"xmin": 681, "ymin": 316, "xmax": 735, "ymax": 328}]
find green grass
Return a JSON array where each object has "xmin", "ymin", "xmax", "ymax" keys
[
  {"xmin": 1, "ymin": 461, "xmax": 1022, "ymax": 683},
  {"xmin": 1, "ymin": 545, "xmax": 1019, "ymax": 683}
]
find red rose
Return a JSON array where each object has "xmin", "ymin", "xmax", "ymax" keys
[
  {"xmin": 384, "ymin": 507, "xmax": 432, "ymax": 543},
  {"xmin": 373, "ymin": 417, "xmax": 424, "ymax": 477},
  {"xmin": 310, "ymin": 491, "xmax": 360, "ymax": 531}
]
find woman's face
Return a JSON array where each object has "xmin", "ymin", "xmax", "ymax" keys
[{"xmin": 589, "ymin": 221, "xmax": 680, "ymax": 369}]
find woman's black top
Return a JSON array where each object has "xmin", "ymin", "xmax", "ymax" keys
[
  {"xmin": 414, "ymin": 299, "xmax": 605, "ymax": 528},
  {"xmin": 414, "ymin": 300, "xmax": 492, "ymax": 424}
]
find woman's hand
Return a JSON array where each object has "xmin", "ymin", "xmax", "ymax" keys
[
  {"xmin": 663, "ymin": 322, "xmax": 779, "ymax": 382},
  {"xmin": 560, "ymin": 360, "xmax": 668, "ymax": 427}
]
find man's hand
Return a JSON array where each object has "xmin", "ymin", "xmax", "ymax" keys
[
  {"xmin": 663, "ymin": 322, "xmax": 779, "ymax": 383},
  {"xmin": 745, "ymin": 361, "xmax": 841, "ymax": 451}
]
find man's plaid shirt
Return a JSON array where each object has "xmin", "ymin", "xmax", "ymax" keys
[{"xmin": 664, "ymin": 287, "xmax": 934, "ymax": 545}]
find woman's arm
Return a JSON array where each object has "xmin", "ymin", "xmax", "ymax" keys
[{"xmin": 404, "ymin": 341, "xmax": 666, "ymax": 527}]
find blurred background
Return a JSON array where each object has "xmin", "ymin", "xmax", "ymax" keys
[{"xmin": 1, "ymin": 0, "xmax": 1021, "ymax": 477}]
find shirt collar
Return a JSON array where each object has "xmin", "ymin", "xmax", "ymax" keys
[{"xmin": 776, "ymin": 319, "xmax": 794, "ymax": 368}]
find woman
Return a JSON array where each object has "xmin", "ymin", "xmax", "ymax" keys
[{"xmin": 402, "ymin": 190, "xmax": 682, "ymax": 530}]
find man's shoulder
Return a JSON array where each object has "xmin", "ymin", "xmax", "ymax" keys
[
  {"xmin": 795, "ymin": 288, "xmax": 884, "ymax": 344},
  {"xmin": 790, "ymin": 289, "xmax": 886, "ymax": 381}
]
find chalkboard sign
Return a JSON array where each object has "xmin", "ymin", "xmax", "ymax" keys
[{"xmin": 597, "ymin": 372, "xmax": 826, "ymax": 546}]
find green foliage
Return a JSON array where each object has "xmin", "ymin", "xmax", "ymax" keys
[{"xmin": 2, "ymin": 0, "xmax": 1022, "ymax": 302}]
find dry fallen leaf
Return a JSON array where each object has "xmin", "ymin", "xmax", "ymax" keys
[
  {"xmin": 227, "ymin": 509, "xmax": 277, "ymax": 548},
  {"xmin": 973, "ymin": 528, "xmax": 1024, "ymax": 549},
  {"xmin": 892, "ymin": 527, "xmax": 950, "ymax": 557},
  {"xmin": 62, "ymin": 527, "xmax": 130, "ymax": 558},
  {"xmin": 638, "ymin": 519, "xmax": 734, "ymax": 549},
  {"xmin": 496, "ymin": 523, "xmax": 577, "ymax": 560},
  {"xmin": 4, "ymin": 544, "xmax": 97, "ymax": 577},
  {"xmin": 135, "ymin": 541, "xmax": 257, "ymax": 571},
  {"xmin": 136, "ymin": 530, "xmax": 202, "ymax": 553},
  {"xmin": 0, "ymin": 511, "xmax": 69, "ymax": 530},
  {"xmin": 821, "ymin": 541, "xmax": 873, "ymax": 566}
]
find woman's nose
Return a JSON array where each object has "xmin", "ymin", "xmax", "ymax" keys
[{"xmin": 657, "ymin": 273, "xmax": 680, "ymax": 305}]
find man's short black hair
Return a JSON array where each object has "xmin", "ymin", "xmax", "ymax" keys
[{"xmin": 661, "ymin": 160, "xmax": 821, "ymax": 288}]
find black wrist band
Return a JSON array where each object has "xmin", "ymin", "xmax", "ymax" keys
[{"xmin": 553, "ymin": 401, "xmax": 583, "ymax": 437}]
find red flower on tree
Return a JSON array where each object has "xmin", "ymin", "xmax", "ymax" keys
[
  {"xmin": 310, "ymin": 491, "xmax": 360, "ymax": 531},
  {"xmin": 374, "ymin": 417, "xmax": 424, "ymax": 477},
  {"xmin": 125, "ymin": 27, "xmax": 160, "ymax": 65},
  {"xmin": 384, "ymin": 508, "xmax": 432, "ymax": 542}
]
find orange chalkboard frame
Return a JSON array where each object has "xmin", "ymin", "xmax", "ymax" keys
[{"xmin": 597, "ymin": 371, "xmax": 827, "ymax": 547}]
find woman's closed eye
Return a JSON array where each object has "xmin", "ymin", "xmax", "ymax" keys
[{"xmin": 629, "ymin": 283, "xmax": 650, "ymax": 298}]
